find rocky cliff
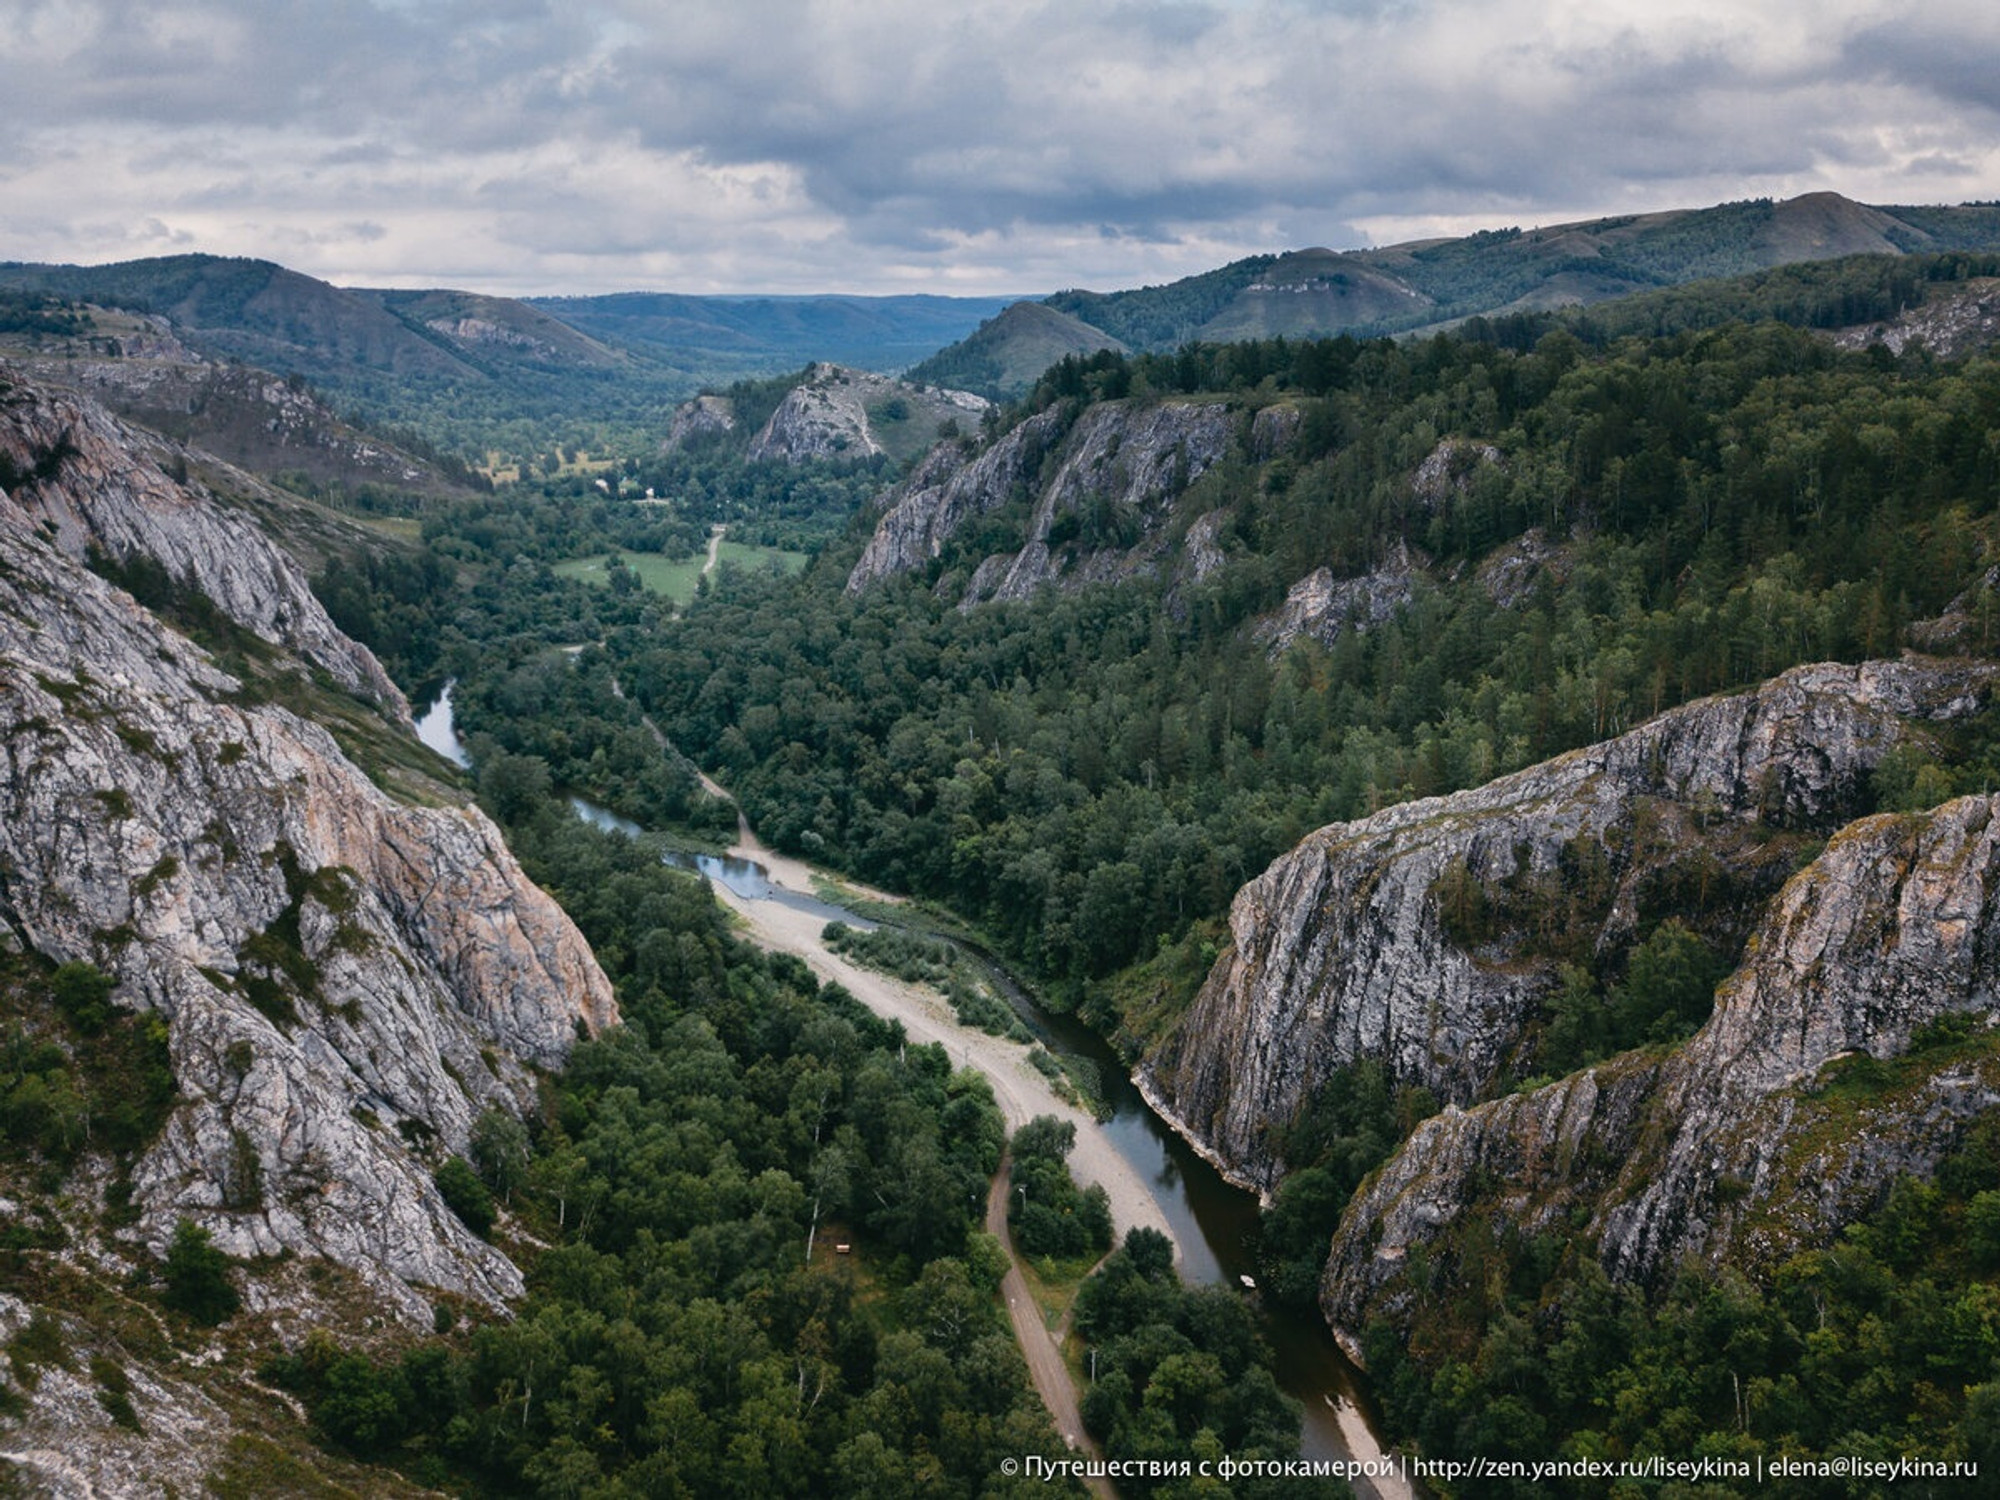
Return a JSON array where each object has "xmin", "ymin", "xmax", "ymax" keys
[
  {"xmin": 746, "ymin": 362, "xmax": 987, "ymax": 465},
  {"xmin": 1254, "ymin": 542, "xmax": 1422, "ymax": 655},
  {"xmin": 1830, "ymin": 276, "xmax": 2000, "ymax": 361},
  {"xmin": 17, "ymin": 348, "xmax": 463, "ymax": 499},
  {"xmin": 846, "ymin": 398, "xmax": 1236, "ymax": 603},
  {"xmin": 0, "ymin": 370, "xmax": 409, "ymax": 719},
  {"xmin": 1320, "ymin": 789, "xmax": 2000, "ymax": 1358},
  {"xmin": 1140, "ymin": 658, "xmax": 1998, "ymax": 1196},
  {"xmin": 0, "ymin": 366, "xmax": 617, "ymax": 1327},
  {"xmin": 844, "ymin": 410, "xmax": 1063, "ymax": 591},
  {"xmin": 662, "ymin": 392, "xmax": 738, "ymax": 451}
]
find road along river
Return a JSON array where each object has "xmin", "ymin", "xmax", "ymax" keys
[{"xmin": 415, "ymin": 685, "xmax": 1409, "ymax": 1497}]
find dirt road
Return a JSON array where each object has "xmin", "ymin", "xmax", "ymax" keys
[{"xmin": 706, "ymin": 878, "xmax": 1175, "ymax": 1250}]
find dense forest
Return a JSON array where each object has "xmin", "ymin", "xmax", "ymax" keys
[
  {"xmin": 251, "ymin": 803, "xmax": 1083, "ymax": 1498},
  {"xmin": 291, "ymin": 252, "xmax": 2000, "ymax": 1493},
  {"xmin": 287, "ymin": 443, "xmax": 1308, "ymax": 1494},
  {"xmin": 613, "ymin": 296, "xmax": 2000, "ymax": 1041}
]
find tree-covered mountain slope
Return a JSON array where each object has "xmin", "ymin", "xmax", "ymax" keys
[
  {"xmin": 532, "ymin": 289, "xmax": 1017, "ymax": 374},
  {"xmin": 644, "ymin": 260, "xmax": 2000, "ymax": 1020},
  {"xmin": 0, "ymin": 359, "xmax": 1120, "ymax": 1496},
  {"xmin": 609, "ymin": 252, "xmax": 2000, "ymax": 1486},
  {"xmin": 0, "ymin": 257, "xmax": 1014, "ymax": 460},
  {"xmin": 919, "ymin": 193, "xmax": 2000, "ymax": 395}
]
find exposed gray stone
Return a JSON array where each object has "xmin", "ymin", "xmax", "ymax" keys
[
  {"xmin": 1476, "ymin": 526, "xmax": 1569, "ymax": 609},
  {"xmin": 0, "ymin": 366, "xmax": 408, "ymax": 720},
  {"xmin": 847, "ymin": 410, "xmax": 1065, "ymax": 592},
  {"xmin": 1141, "ymin": 659, "xmax": 1999, "ymax": 1197},
  {"xmin": 662, "ymin": 393, "xmax": 737, "ymax": 451},
  {"xmin": 1320, "ymin": 792, "xmax": 2000, "ymax": 1357},
  {"xmin": 0, "ymin": 372, "xmax": 618, "ymax": 1323},
  {"xmin": 748, "ymin": 362, "xmax": 987, "ymax": 464},
  {"xmin": 1255, "ymin": 542, "xmax": 1421, "ymax": 655},
  {"xmin": 1409, "ymin": 437, "xmax": 1502, "ymax": 514},
  {"xmin": 848, "ymin": 398, "xmax": 1235, "ymax": 605}
]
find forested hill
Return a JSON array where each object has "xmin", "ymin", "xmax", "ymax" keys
[
  {"xmin": 528, "ymin": 290, "xmax": 1017, "ymax": 375},
  {"xmin": 0, "ymin": 255, "xmax": 1013, "ymax": 456},
  {"xmin": 909, "ymin": 192, "xmax": 2000, "ymax": 395},
  {"xmin": 622, "ymin": 249, "xmax": 2000, "ymax": 1031},
  {"xmin": 591, "ymin": 248, "xmax": 2000, "ymax": 1486}
]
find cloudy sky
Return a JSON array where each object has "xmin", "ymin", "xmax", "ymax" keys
[{"xmin": 4, "ymin": 0, "xmax": 1998, "ymax": 296}]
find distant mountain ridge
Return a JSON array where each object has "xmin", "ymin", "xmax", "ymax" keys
[
  {"xmin": 16, "ymin": 189, "xmax": 2000, "ymax": 441},
  {"xmin": 530, "ymin": 289, "xmax": 1018, "ymax": 374},
  {"xmin": 0, "ymin": 255, "xmax": 1015, "ymax": 383},
  {"xmin": 911, "ymin": 192, "xmax": 2000, "ymax": 395},
  {"xmin": 0, "ymin": 255, "xmax": 1018, "ymax": 453}
]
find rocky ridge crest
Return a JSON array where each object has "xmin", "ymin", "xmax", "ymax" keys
[
  {"xmin": 1320, "ymin": 788, "xmax": 2000, "ymax": 1357},
  {"xmin": 747, "ymin": 362, "xmax": 986, "ymax": 464},
  {"xmin": 0, "ymin": 369, "xmax": 617, "ymax": 1323},
  {"xmin": 1140, "ymin": 658, "xmax": 1998, "ymax": 1196},
  {"xmin": 0, "ymin": 369, "xmax": 408, "ymax": 719},
  {"xmin": 846, "ymin": 398, "xmax": 1235, "ymax": 603}
]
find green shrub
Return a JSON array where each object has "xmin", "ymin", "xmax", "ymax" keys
[
  {"xmin": 161, "ymin": 1220, "xmax": 239, "ymax": 1325},
  {"xmin": 433, "ymin": 1156, "xmax": 495, "ymax": 1237},
  {"xmin": 50, "ymin": 961, "xmax": 115, "ymax": 1035}
]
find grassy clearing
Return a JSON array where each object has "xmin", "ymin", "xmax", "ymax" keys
[
  {"xmin": 350, "ymin": 516, "xmax": 423, "ymax": 543},
  {"xmin": 553, "ymin": 551, "xmax": 706, "ymax": 600},
  {"xmin": 554, "ymin": 543, "xmax": 806, "ymax": 605}
]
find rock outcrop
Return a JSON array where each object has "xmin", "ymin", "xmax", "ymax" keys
[
  {"xmin": 1409, "ymin": 438, "xmax": 1502, "ymax": 514},
  {"xmin": 23, "ymin": 353, "xmax": 458, "ymax": 498},
  {"xmin": 0, "ymin": 370, "xmax": 617, "ymax": 1322},
  {"xmin": 1140, "ymin": 659, "xmax": 1998, "ymax": 1196},
  {"xmin": 747, "ymin": 362, "xmax": 987, "ymax": 464},
  {"xmin": 662, "ymin": 393, "xmax": 738, "ymax": 451},
  {"xmin": 1248, "ymin": 403, "xmax": 1302, "ymax": 460},
  {"xmin": 0, "ymin": 369, "xmax": 409, "ymax": 719},
  {"xmin": 846, "ymin": 410, "xmax": 1064, "ymax": 592},
  {"xmin": 1321, "ymin": 790, "xmax": 2000, "ymax": 1355},
  {"xmin": 1254, "ymin": 542, "xmax": 1422, "ymax": 654},
  {"xmin": 848, "ymin": 398, "xmax": 1236, "ymax": 604},
  {"xmin": 1830, "ymin": 277, "xmax": 2000, "ymax": 361},
  {"xmin": 1475, "ymin": 525, "xmax": 1570, "ymax": 609}
]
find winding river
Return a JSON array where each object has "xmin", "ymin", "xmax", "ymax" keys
[{"xmin": 415, "ymin": 684, "xmax": 1405, "ymax": 1492}]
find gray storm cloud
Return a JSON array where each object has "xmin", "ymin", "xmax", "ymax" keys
[{"xmin": 1, "ymin": 0, "xmax": 1995, "ymax": 293}]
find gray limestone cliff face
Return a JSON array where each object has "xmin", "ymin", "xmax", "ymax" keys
[
  {"xmin": 0, "ymin": 369, "xmax": 408, "ymax": 721},
  {"xmin": 748, "ymin": 362, "xmax": 988, "ymax": 464},
  {"xmin": 1320, "ymin": 791, "xmax": 2000, "ymax": 1356},
  {"xmin": 663, "ymin": 393, "xmax": 738, "ymax": 452},
  {"xmin": 0, "ymin": 451, "xmax": 616, "ymax": 1320},
  {"xmin": 1409, "ymin": 438, "xmax": 1503, "ymax": 514},
  {"xmin": 845, "ymin": 410, "xmax": 1065, "ymax": 592},
  {"xmin": 751, "ymin": 365, "xmax": 880, "ymax": 461},
  {"xmin": 1254, "ymin": 542, "xmax": 1422, "ymax": 655},
  {"xmin": 1139, "ymin": 658, "xmax": 1997, "ymax": 1196},
  {"xmin": 846, "ymin": 399, "xmax": 1235, "ymax": 603},
  {"xmin": 21, "ymin": 354, "xmax": 446, "ymax": 495}
]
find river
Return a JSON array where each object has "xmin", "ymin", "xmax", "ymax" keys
[{"xmin": 413, "ymin": 684, "xmax": 1405, "ymax": 1491}]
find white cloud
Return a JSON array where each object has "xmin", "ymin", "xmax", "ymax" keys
[{"xmin": 0, "ymin": 0, "xmax": 1996, "ymax": 293}]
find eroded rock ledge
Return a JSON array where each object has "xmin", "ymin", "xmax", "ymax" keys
[
  {"xmin": 1321, "ymin": 791, "xmax": 2000, "ymax": 1357},
  {"xmin": 1141, "ymin": 658, "xmax": 1997, "ymax": 1196},
  {"xmin": 0, "ymin": 371, "xmax": 617, "ymax": 1321}
]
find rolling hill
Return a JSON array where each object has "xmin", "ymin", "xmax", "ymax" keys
[
  {"xmin": 922, "ymin": 192, "xmax": 2000, "ymax": 394},
  {"xmin": 529, "ymin": 289, "xmax": 1018, "ymax": 375},
  {"xmin": 0, "ymin": 256, "xmax": 1018, "ymax": 456}
]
